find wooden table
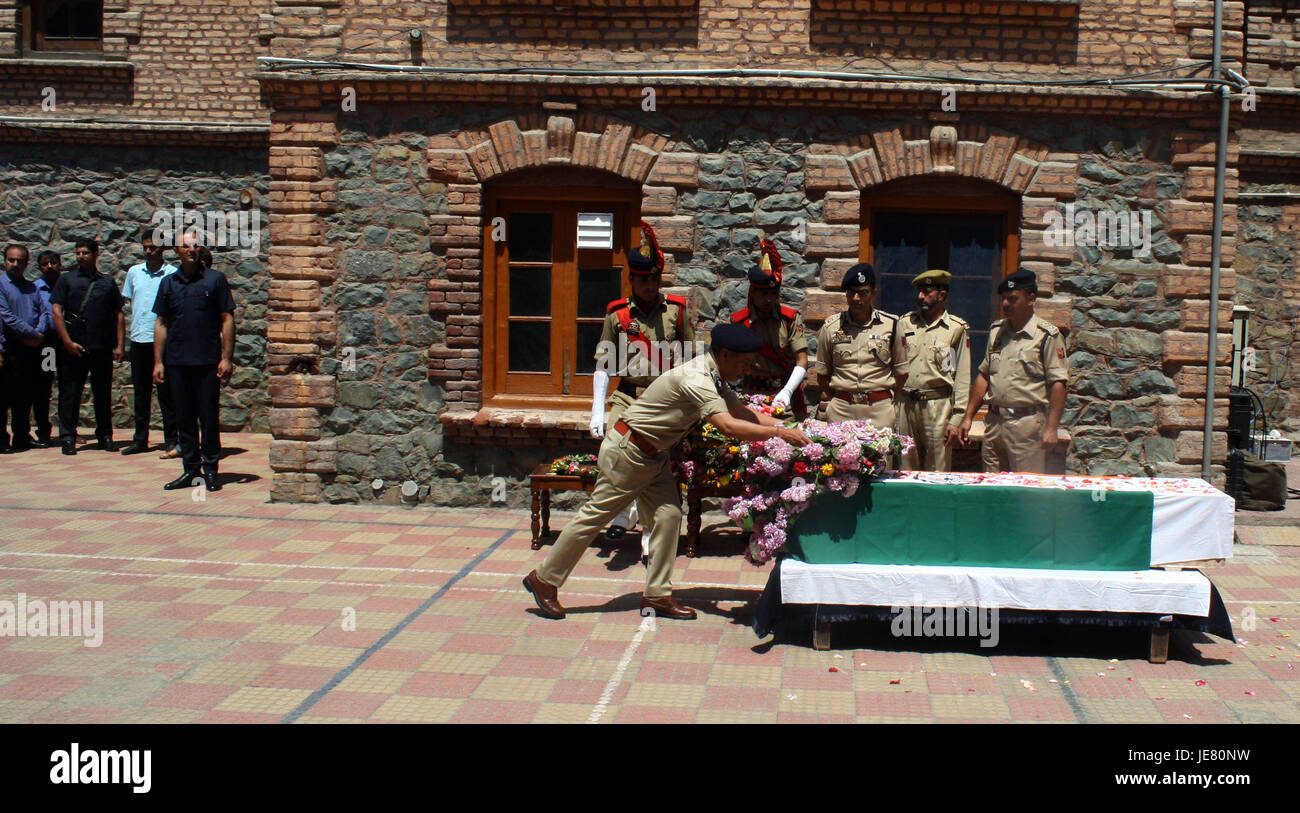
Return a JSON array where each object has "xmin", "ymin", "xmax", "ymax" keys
[
  {"xmin": 684, "ymin": 482, "xmax": 745, "ymax": 558},
  {"xmin": 528, "ymin": 464, "xmax": 596, "ymax": 549}
]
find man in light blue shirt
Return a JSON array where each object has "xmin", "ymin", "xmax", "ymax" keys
[
  {"xmin": 120, "ymin": 232, "xmax": 177, "ymax": 456},
  {"xmin": 32, "ymin": 250, "xmax": 62, "ymax": 446}
]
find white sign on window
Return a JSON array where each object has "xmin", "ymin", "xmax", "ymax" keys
[{"xmin": 577, "ymin": 212, "xmax": 614, "ymax": 249}]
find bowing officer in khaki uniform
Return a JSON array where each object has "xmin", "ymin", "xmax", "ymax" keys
[
  {"xmin": 590, "ymin": 220, "xmax": 695, "ymax": 541},
  {"xmin": 898, "ymin": 269, "xmax": 970, "ymax": 471},
  {"xmin": 957, "ymin": 269, "xmax": 1068, "ymax": 473},
  {"xmin": 729, "ymin": 239, "xmax": 810, "ymax": 418},
  {"xmin": 814, "ymin": 263, "xmax": 908, "ymax": 429},
  {"xmin": 526, "ymin": 324, "xmax": 811, "ymax": 621}
]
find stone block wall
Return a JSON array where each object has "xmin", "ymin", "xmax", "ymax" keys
[
  {"xmin": 261, "ymin": 82, "xmax": 1238, "ymax": 504},
  {"xmin": 1234, "ymin": 180, "xmax": 1299, "ymax": 438},
  {"xmin": 0, "ymin": 142, "xmax": 271, "ymax": 432}
]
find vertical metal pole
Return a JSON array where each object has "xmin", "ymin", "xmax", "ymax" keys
[{"xmin": 1203, "ymin": 0, "xmax": 1228, "ymax": 481}]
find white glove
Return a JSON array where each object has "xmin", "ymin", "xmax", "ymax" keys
[
  {"xmin": 590, "ymin": 370, "xmax": 609, "ymax": 438},
  {"xmin": 772, "ymin": 365, "xmax": 807, "ymax": 408}
]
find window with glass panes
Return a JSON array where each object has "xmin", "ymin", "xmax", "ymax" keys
[
  {"xmin": 485, "ymin": 182, "xmax": 639, "ymax": 406},
  {"xmin": 862, "ymin": 188, "xmax": 1020, "ymax": 366},
  {"xmin": 29, "ymin": 1, "xmax": 102, "ymax": 51}
]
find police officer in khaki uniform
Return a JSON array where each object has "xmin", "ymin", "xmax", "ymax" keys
[
  {"xmin": 729, "ymin": 239, "xmax": 810, "ymax": 418},
  {"xmin": 525, "ymin": 324, "xmax": 811, "ymax": 621},
  {"xmin": 814, "ymin": 263, "xmax": 908, "ymax": 428},
  {"xmin": 957, "ymin": 269, "xmax": 1068, "ymax": 473},
  {"xmin": 590, "ymin": 221, "xmax": 696, "ymax": 541},
  {"xmin": 898, "ymin": 269, "xmax": 970, "ymax": 471}
]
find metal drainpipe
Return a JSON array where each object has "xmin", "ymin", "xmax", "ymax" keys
[{"xmin": 1203, "ymin": 0, "xmax": 1229, "ymax": 481}]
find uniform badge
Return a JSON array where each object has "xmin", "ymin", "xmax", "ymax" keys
[
  {"xmin": 1057, "ymin": 348, "xmax": 1065, "ymax": 359},
  {"xmin": 626, "ymin": 323, "xmax": 640, "ymax": 337}
]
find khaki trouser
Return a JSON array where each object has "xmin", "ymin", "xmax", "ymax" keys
[
  {"xmin": 537, "ymin": 426, "xmax": 682, "ymax": 598},
  {"xmin": 981, "ymin": 408, "xmax": 1048, "ymax": 474},
  {"xmin": 605, "ymin": 389, "xmax": 636, "ymax": 425},
  {"xmin": 898, "ymin": 396, "xmax": 954, "ymax": 471},
  {"xmin": 824, "ymin": 396, "xmax": 897, "ymax": 430}
]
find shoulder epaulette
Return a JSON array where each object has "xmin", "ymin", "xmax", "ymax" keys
[
  {"xmin": 730, "ymin": 308, "xmax": 749, "ymax": 324},
  {"xmin": 1039, "ymin": 320, "xmax": 1061, "ymax": 337},
  {"xmin": 606, "ymin": 298, "xmax": 629, "ymax": 314},
  {"xmin": 666, "ymin": 294, "xmax": 687, "ymax": 309},
  {"xmin": 778, "ymin": 304, "xmax": 799, "ymax": 322}
]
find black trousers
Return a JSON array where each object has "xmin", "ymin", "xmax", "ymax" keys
[
  {"xmin": 58, "ymin": 348, "xmax": 114, "ymax": 442},
  {"xmin": 168, "ymin": 364, "xmax": 221, "ymax": 474},
  {"xmin": 32, "ymin": 340, "xmax": 56, "ymax": 441},
  {"xmin": 1, "ymin": 341, "xmax": 41, "ymax": 446},
  {"xmin": 130, "ymin": 342, "xmax": 177, "ymax": 447}
]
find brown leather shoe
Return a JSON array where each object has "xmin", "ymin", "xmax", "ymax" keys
[
  {"xmin": 523, "ymin": 570, "xmax": 565, "ymax": 620},
  {"xmin": 640, "ymin": 595, "xmax": 697, "ymax": 620}
]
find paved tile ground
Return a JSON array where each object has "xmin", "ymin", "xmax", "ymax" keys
[{"xmin": 1, "ymin": 432, "xmax": 1297, "ymax": 724}]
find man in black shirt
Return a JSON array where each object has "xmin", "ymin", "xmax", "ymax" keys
[
  {"xmin": 49, "ymin": 239, "xmax": 124, "ymax": 455},
  {"xmin": 153, "ymin": 234, "xmax": 236, "ymax": 492}
]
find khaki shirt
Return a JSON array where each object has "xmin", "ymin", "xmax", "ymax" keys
[
  {"xmin": 978, "ymin": 313, "xmax": 1068, "ymax": 407},
  {"xmin": 901, "ymin": 309, "xmax": 972, "ymax": 426},
  {"xmin": 814, "ymin": 309, "xmax": 908, "ymax": 394},
  {"xmin": 620, "ymin": 352, "xmax": 745, "ymax": 451},
  {"xmin": 595, "ymin": 293, "xmax": 695, "ymax": 386},
  {"xmin": 733, "ymin": 307, "xmax": 809, "ymax": 380}
]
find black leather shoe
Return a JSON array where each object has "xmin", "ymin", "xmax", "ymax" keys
[
  {"xmin": 522, "ymin": 570, "xmax": 565, "ymax": 619},
  {"xmin": 94, "ymin": 438, "xmax": 114, "ymax": 452},
  {"xmin": 202, "ymin": 470, "xmax": 221, "ymax": 492},
  {"xmin": 120, "ymin": 443, "xmax": 149, "ymax": 455},
  {"xmin": 640, "ymin": 595, "xmax": 697, "ymax": 620},
  {"xmin": 30, "ymin": 438, "xmax": 51, "ymax": 449},
  {"xmin": 61, "ymin": 443, "xmax": 76, "ymax": 456},
  {"xmin": 604, "ymin": 525, "xmax": 627, "ymax": 540},
  {"xmin": 164, "ymin": 472, "xmax": 201, "ymax": 490}
]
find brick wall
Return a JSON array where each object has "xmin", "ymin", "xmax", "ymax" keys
[
  {"xmin": 0, "ymin": 0, "xmax": 271, "ymax": 122},
  {"xmin": 265, "ymin": 0, "xmax": 1247, "ymax": 77}
]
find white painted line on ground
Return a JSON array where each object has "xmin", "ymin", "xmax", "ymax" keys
[{"xmin": 588, "ymin": 612, "xmax": 655, "ymax": 724}]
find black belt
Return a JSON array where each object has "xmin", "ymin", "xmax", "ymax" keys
[
  {"xmin": 905, "ymin": 385, "xmax": 952, "ymax": 402},
  {"xmin": 989, "ymin": 404, "xmax": 1045, "ymax": 418},
  {"xmin": 617, "ymin": 381, "xmax": 647, "ymax": 398}
]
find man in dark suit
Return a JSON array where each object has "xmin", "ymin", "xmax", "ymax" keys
[
  {"xmin": 153, "ymin": 234, "xmax": 236, "ymax": 492},
  {"xmin": 49, "ymin": 239, "xmax": 124, "ymax": 454}
]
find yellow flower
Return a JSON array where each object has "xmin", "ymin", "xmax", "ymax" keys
[
  {"xmin": 821, "ymin": 463, "xmax": 835, "ymax": 477},
  {"xmin": 728, "ymin": 445, "xmax": 740, "ymax": 454},
  {"xmin": 719, "ymin": 474, "xmax": 732, "ymax": 486}
]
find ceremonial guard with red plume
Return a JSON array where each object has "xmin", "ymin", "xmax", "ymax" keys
[
  {"xmin": 727, "ymin": 239, "xmax": 810, "ymax": 418},
  {"xmin": 589, "ymin": 220, "xmax": 695, "ymax": 542}
]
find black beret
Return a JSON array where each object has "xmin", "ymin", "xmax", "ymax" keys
[
  {"xmin": 627, "ymin": 250, "xmax": 658, "ymax": 274},
  {"xmin": 841, "ymin": 263, "xmax": 876, "ymax": 291},
  {"xmin": 747, "ymin": 264, "xmax": 778, "ymax": 287},
  {"xmin": 997, "ymin": 269, "xmax": 1037, "ymax": 294},
  {"xmin": 711, "ymin": 323, "xmax": 763, "ymax": 353}
]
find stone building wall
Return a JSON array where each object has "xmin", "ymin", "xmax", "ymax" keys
[
  {"xmin": 258, "ymin": 77, "xmax": 1238, "ymax": 505},
  {"xmin": 0, "ymin": 142, "xmax": 272, "ymax": 433},
  {"xmin": 288, "ymin": 0, "xmax": 1246, "ymax": 76},
  {"xmin": 1234, "ymin": 183, "xmax": 1300, "ymax": 438},
  {"xmin": 0, "ymin": 0, "xmax": 270, "ymax": 121}
]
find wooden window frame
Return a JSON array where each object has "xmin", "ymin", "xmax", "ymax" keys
[
  {"xmin": 859, "ymin": 184, "xmax": 1021, "ymax": 288},
  {"xmin": 860, "ymin": 181, "xmax": 1021, "ymax": 424},
  {"xmin": 26, "ymin": 0, "xmax": 104, "ymax": 53},
  {"xmin": 482, "ymin": 181, "xmax": 642, "ymax": 411}
]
